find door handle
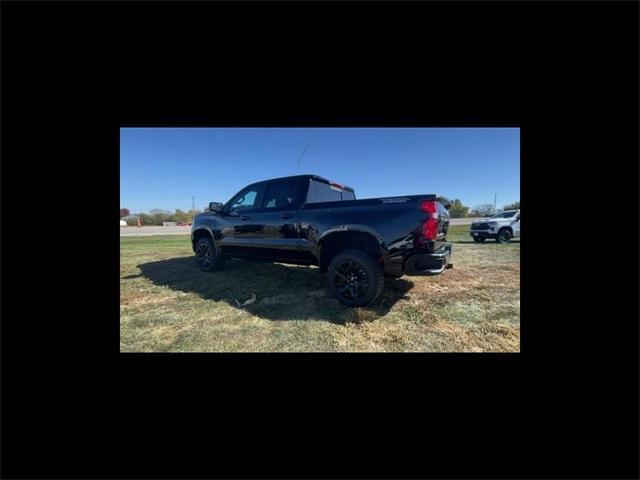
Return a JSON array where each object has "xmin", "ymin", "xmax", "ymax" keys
[
  {"xmin": 241, "ymin": 215, "xmax": 251, "ymax": 221},
  {"xmin": 280, "ymin": 212, "xmax": 293, "ymax": 219}
]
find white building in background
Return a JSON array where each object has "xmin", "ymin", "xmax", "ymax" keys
[{"xmin": 120, "ymin": 220, "xmax": 127, "ymax": 227}]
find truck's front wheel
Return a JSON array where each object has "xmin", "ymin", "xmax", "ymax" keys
[
  {"xmin": 195, "ymin": 236, "xmax": 225, "ymax": 272},
  {"xmin": 496, "ymin": 228, "xmax": 512, "ymax": 243},
  {"xmin": 327, "ymin": 250, "xmax": 384, "ymax": 307}
]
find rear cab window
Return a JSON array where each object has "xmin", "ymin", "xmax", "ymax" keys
[{"xmin": 306, "ymin": 178, "xmax": 355, "ymax": 203}]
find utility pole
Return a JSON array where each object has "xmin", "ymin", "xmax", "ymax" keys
[{"xmin": 493, "ymin": 194, "xmax": 497, "ymax": 214}]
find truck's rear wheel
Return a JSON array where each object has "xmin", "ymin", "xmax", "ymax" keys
[
  {"xmin": 328, "ymin": 250, "xmax": 384, "ymax": 307},
  {"xmin": 195, "ymin": 236, "xmax": 225, "ymax": 272},
  {"xmin": 496, "ymin": 228, "xmax": 512, "ymax": 243}
]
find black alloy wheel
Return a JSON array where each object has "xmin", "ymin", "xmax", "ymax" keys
[
  {"xmin": 327, "ymin": 250, "xmax": 384, "ymax": 307},
  {"xmin": 195, "ymin": 236, "xmax": 224, "ymax": 272},
  {"xmin": 333, "ymin": 260, "xmax": 370, "ymax": 301}
]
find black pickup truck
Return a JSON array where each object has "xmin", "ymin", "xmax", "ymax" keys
[{"xmin": 191, "ymin": 175, "xmax": 453, "ymax": 306}]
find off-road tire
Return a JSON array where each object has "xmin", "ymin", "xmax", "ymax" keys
[
  {"xmin": 194, "ymin": 236, "xmax": 225, "ymax": 272},
  {"xmin": 327, "ymin": 250, "xmax": 384, "ymax": 307}
]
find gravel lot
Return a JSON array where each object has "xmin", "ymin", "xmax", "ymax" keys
[{"xmin": 120, "ymin": 226, "xmax": 191, "ymax": 237}]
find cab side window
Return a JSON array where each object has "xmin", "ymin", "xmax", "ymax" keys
[
  {"xmin": 261, "ymin": 179, "xmax": 300, "ymax": 210},
  {"xmin": 228, "ymin": 186, "xmax": 264, "ymax": 214}
]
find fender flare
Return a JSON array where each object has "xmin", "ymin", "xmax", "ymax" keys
[
  {"xmin": 317, "ymin": 225, "xmax": 388, "ymax": 264},
  {"xmin": 191, "ymin": 226, "xmax": 221, "ymax": 254}
]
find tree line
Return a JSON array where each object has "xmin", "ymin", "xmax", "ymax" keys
[
  {"xmin": 447, "ymin": 200, "xmax": 520, "ymax": 218},
  {"xmin": 120, "ymin": 208, "xmax": 202, "ymax": 226},
  {"xmin": 120, "ymin": 200, "xmax": 520, "ymax": 223}
]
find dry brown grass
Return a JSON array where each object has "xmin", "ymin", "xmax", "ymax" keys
[{"xmin": 120, "ymin": 229, "xmax": 520, "ymax": 352}]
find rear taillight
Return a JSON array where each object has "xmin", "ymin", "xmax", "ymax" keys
[
  {"xmin": 419, "ymin": 200, "xmax": 439, "ymax": 241},
  {"xmin": 419, "ymin": 200, "xmax": 438, "ymax": 215}
]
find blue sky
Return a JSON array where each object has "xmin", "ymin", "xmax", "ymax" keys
[{"xmin": 120, "ymin": 128, "xmax": 519, "ymax": 213}]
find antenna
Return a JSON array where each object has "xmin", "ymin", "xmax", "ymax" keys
[{"xmin": 296, "ymin": 144, "xmax": 311, "ymax": 174}]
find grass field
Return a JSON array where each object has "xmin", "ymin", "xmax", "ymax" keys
[{"xmin": 120, "ymin": 225, "xmax": 520, "ymax": 352}]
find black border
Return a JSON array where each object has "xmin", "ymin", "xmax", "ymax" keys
[{"xmin": 3, "ymin": 1, "xmax": 639, "ymax": 479}]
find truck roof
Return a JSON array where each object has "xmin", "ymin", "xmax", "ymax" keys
[{"xmin": 246, "ymin": 174, "xmax": 356, "ymax": 193}]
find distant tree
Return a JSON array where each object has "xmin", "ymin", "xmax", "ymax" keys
[
  {"xmin": 126, "ymin": 208, "xmax": 203, "ymax": 226},
  {"xmin": 173, "ymin": 209, "xmax": 193, "ymax": 224},
  {"xmin": 123, "ymin": 214, "xmax": 138, "ymax": 226},
  {"xmin": 149, "ymin": 209, "xmax": 173, "ymax": 225},
  {"xmin": 120, "ymin": 208, "xmax": 130, "ymax": 218},
  {"xmin": 135, "ymin": 213, "xmax": 154, "ymax": 226},
  {"xmin": 470, "ymin": 204, "xmax": 494, "ymax": 217},
  {"xmin": 503, "ymin": 201, "xmax": 520, "ymax": 210},
  {"xmin": 448, "ymin": 199, "xmax": 470, "ymax": 218}
]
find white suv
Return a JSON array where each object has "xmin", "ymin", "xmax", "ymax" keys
[{"xmin": 470, "ymin": 210, "xmax": 520, "ymax": 243}]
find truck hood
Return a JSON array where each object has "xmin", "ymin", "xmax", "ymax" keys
[{"xmin": 472, "ymin": 218, "xmax": 514, "ymax": 225}]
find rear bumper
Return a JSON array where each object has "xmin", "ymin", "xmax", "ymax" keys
[{"xmin": 403, "ymin": 243, "xmax": 453, "ymax": 276}]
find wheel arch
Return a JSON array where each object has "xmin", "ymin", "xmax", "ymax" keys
[
  {"xmin": 317, "ymin": 226, "xmax": 387, "ymax": 273},
  {"xmin": 191, "ymin": 227, "xmax": 216, "ymax": 252}
]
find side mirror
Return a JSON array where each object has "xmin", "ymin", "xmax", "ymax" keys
[{"xmin": 208, "ymin": 202, "xmax": 223, "ymax": 213}]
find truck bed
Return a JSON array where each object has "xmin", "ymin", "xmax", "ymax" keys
[{"xmin": 302, "ymin": 194, "xmax": 451, "ymax": 210}]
